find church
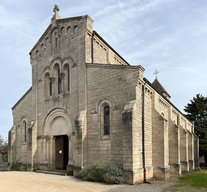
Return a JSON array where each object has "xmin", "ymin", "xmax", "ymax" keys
[{"xmin": 8, "ymin": 5, "xmax": 199, "ymax": 184}]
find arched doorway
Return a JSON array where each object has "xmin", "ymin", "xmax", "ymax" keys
[{"xmin": 44, "ymin": 108, "xmax": 73, "ymax": 170}]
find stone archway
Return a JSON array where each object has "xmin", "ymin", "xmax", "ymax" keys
[{"xmin": 43, "ymin": 108, "xmax": 73, "ymax": 170}]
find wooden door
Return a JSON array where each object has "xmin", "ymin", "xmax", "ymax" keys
[{"xmin": 55, "ymin": 136, "xmax": 64, "ymax": 170}]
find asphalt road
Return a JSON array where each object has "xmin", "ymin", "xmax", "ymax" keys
[{"xmin": 0, "ymin": 167, "xmax": 8, "ymax": 172}]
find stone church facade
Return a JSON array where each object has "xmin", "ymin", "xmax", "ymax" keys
[{"xmin": 8, "ymin": 5, "xmax": 199, "ymax": 184}]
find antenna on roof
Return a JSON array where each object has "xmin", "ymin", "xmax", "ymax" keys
[{"xmin": 154, "ymin": 69, "xmax": 159, "ymax": 79}]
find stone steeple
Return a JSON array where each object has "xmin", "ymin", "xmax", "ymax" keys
[
  {"xmin": 152, "ymin": 79, "xmax": 171, "ymax": 100},
  {"xmin": 51, "ymin": 4, "xmax": 61, "ymax": 24}
]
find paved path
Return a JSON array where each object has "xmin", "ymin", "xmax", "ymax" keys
[
  {"xmin": 0, "ymin": 167, "xmax": 7, "ymax": 172},
  {"xmin": 0, "ymin": 171, "xmax": 178, "ymax": 192}
]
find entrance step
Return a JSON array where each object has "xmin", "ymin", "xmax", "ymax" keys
[{"xmin": 36, "ymin": 170, "xmax": 67, "ymax": 176}]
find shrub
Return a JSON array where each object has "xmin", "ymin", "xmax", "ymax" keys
[
  {"xmin": 22, "ymin": 166, "xmax": 27, "ymax": 171},
  {"xmin": 76, "ymin": 163, "xmax": 125, "ymax": 184},
  {"xmin": 76, "ymin": 165, "xmax": 101, "ymax": 182},
  {"xmin": 9, "ymin": 161, "xmax": 20, "ymax": 171},
  {"xmin": 67, "ymin": 170, "xmax": 73, "ymax": 176},
  {"xmin": 33, "ymin": 167, "xmax": 40, "ymax": 172},
  {"xmin": 101, "ymin": 163, "xmax": 125, "ymax": 184}
]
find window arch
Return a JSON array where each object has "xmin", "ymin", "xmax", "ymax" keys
[
  {"xmin": 100, "ymin": 101, "xmax": 111, "ymax": 139},
  {"xmin": 44, "ymin": 72, "xmax": 50, "ymax": 99},
  {"xmin": 63, "ymin": 64, "xmax": 70, "ymax": 92},
  {"xmin": 24, "ymin": 121, "xmax": 26, "ymax": 142},
  {"xmin": 53, "ymin": 63, "xmax": 62, "ymax": 95},
  {"xmin": 58, "ymin": 68, "xmax": 62, "ymax": 94},
  {"xmin": 104, "ymin": 106, "xmax": 110, "ymax": 135}
]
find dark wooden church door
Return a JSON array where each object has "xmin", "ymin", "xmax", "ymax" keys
[{"xmin": 55, "ymin": 135, "xmax": 68, "ymax": 170}]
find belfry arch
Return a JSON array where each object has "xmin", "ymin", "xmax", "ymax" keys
[{"xmin": 43, "ymin": 108, "xmax": 74, "ymax": 170}]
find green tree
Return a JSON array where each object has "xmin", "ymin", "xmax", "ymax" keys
[
  {"xmin": 184, "ymin": 94, "xmax": 207, "ymax": 163},
  {"xmin": 0, "ymin": 135, "xmax": 8, "ymax": 153}
]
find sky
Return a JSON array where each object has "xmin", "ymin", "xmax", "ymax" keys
[{"xmin": 0, "ymin": 0, "xmax": 207, "ymax": 139}]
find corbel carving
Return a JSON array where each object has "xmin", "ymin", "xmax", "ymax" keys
[{"xmin": 60, "ymin": 72, "xmax": 65, "ymax": 79}]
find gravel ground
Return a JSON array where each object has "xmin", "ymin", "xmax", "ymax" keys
[{"xmin": 0, "ymin": 171, "xmax": 180, "ymax": 192}]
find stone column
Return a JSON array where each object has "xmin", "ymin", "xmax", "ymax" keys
[
  {"xmin": 169, "ymin": 122, "xmax": 181, "ymax": 175},
  {"xmin": 60, "ymin": 73, "xmax": 65, "ymax": 93},
  {"xmin": 180, "ymin": 128, "xmax": 189, "ymax": 172},
  {"xmin": 50, "ymin": 136, "xmax": 56, "ymax": 170},
  {"xmin": 188, "ymin": 132, "xmax": 194, "ymax": 170},
  {"xmin": 194, "ymin": 134, "xmax": 199, "ymax": 168}
]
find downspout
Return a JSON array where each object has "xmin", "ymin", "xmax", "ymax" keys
[
  {"xmin": 91, "ymin": 31, "xmax": 95, "ymax": 63},
  {"xmin": 142, "ymin": 82, "xmax": 148, "ymax": 183}
]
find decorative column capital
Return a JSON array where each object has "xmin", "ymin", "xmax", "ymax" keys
[{"xmin": 49, "ymin": 77, "xmax": 55, "ymax": 83}]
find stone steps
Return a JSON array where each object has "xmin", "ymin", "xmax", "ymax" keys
[{"xmin": 36, "ymin": 170, "xmax": 67, "ymax": 176}]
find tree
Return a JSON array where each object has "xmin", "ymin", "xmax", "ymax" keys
[
  {"xmin": 0, "ymin": 135, "xmax": 8, "ymax": 153},
  {"xmin": 184, "ymin": 94, "xmax": 207, "ymax": 163}
]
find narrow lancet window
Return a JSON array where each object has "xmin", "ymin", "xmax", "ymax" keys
[
  {"xmin": 50, "ymin": 80, "xmax": 52, "ymax": 96},
  {"xmin": 58, "ymin": 68, "xmax": 62, "ymax": 94},
  {"xmin": 104, "ymin": 106, "xmax": 110, "ymax": 135},
  {"xmin": 24, "ymin": 121, "xmax": 26, "ymax": 142},
  {"xmin": 68, "ymin": 69, "xmax": 70, "ymax": 92}
]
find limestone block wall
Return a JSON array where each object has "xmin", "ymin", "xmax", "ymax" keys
[
  {"xmin": 93, "ymin": 35, "xmax": 108, "ymax": 64},
  {"xmin": 88, "ymin": 32, "xmax": 129, "ymax": 65},
  {"xmin": 172, "ymin": 110, "xmax": 178, "ymax": 125},
  {"xmin": 188, "ymin": 131, "xmax": 194, "ymax": 170},
  {"xmin": 152, "ymin": 108, "xmax": 169, "ymax": 180},
  {"xmin": 28, "ymin": 16, "xmax": 91, "ymax": 168},
  {"xmin": 180, "ymin": 128, "xmax": 189, "ymax": 171},
  {"xmin": 132, "ymin": 82, "xmax": 153, "ymax": 183},
  {"xmin": 86, "ymin": 63, "xmax": 144, "ymax": 184},
  {"xmin": 8, "ymin": 125, "xmax": 16, "ymax": 165},
  {"xmin": 194, "ymin": 134, "xmax": 199, "ymax": 167},
  {"xmin": 11, "ymin": 88, "xmax": 33, "ymax": 165},
  {"xmin": 168, "ymin": 119, "xmax": 181, "ymax": 175}
]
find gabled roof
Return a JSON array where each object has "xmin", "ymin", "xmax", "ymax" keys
[{"xmin": 152, "ymin": 79, "xmax": 171, "ymax": 98}]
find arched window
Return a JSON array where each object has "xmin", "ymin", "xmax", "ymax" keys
[
  {"xmin": 63, "ymin": 64, "xmax": 70, "ymax": 92},
  {"xmin": 24, "ymin": 121, "xmax": 26, "ymax": 142},
  {"xmin": 50, "ymin": 80, "xmax": 52, "ymax": 96},
  {"xmin": 104, "ymin": 106, "xmax": 110, "ymax": 135},
  {"xmin": 58, "ymin": 68, "xmax": 62, "ymax": 94},
  {"xmin": 44, "ymin": 72, "xmax": 50, "ymax": 99},
  {"xmin": 68, "ymin": 68, "xmax": 70, "ymax": 92}
]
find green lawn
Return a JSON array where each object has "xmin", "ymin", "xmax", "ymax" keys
[{"xmin": 163, "ymin": 168, "xmax": 207, "ymax": 192}]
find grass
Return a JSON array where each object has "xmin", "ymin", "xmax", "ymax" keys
[{"xmin": 163, "ymin": 168, "xmax": 207, "ymax": 191}]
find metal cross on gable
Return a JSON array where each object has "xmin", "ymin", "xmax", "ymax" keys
[{"xmin": 154, "ymin": 69, "xmax": 159, "ymax": 79}]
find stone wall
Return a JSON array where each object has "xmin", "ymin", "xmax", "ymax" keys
[{"xmin": 86, "ymin": 63, "xmax": 144, "ymax": 184}]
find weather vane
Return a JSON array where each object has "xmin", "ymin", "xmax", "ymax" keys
[{"xmin": 154, "ymin": 69, "xmax": 159, "ymax": 79}]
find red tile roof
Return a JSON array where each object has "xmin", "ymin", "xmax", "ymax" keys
[{"xmin": 0, "ymin": 151, "xmax": 5, "ymax": 155}]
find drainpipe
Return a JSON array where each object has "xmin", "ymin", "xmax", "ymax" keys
[
  {"xmin": 142, "ymin": 82, "xmax": 147, "ymax": 183},
  {"xmin": 91, "ymin": 31, "xmax": 95, "ymax": 63}
]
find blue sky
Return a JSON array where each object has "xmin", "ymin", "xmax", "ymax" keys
[{"xmin": 1, "ymin": 0, "xmax": 207, "ymax": 139}]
